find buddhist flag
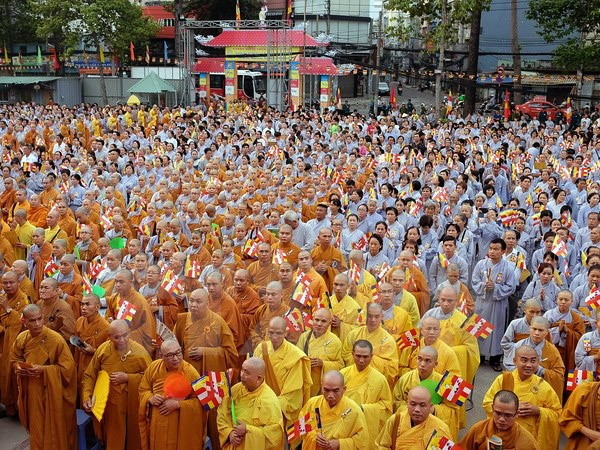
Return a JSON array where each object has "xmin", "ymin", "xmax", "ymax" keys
[
  {"xmin": 396, "ymin": 328, "xmax": 420, "ymax": 350},
  {"xmin": 526, "ymin": 193, "xmax": 533, "ymax": 207},
  {"xmin": 287, "ymin": 412, "xmax": 315, "ymax": 442},
  {"xmin": 161, "ymin": 270, "xmax": 185, "ymax": 296},
  {"xmin": 272, "ymin": 248, "xmax": 287, "ymax": 265},
  {"xmin": 82, "ymin": 273, "xmax": 93, "ymax": 295},
  {"xmin": 436, "ymin": 371, "xmax": 473, "ymax": 407},
  {"xmin": 461, "ymin": 313, "xmax": 495, "ymax": 339},
  {"xmin": 585, "ymin": 287, "xmax": 600, "ymax": 310},
  {"xmin": 582, "ymin": 250, "xmax": 588, "ymax": 267},
  {"xmin": 129, "ymin": 42, "xmax": 135, "ymax": 60},
  {"xmin": 192, "ymin": 371, "xmax": 227, "ymax": 410},
  {"xmin": 100, "ymin": 214, "xmax": 113, "ymax": 230},
  {"xmin": 302, "ymin": 311, "xmax": 313, "ymax": 329},
  {"xmin": 438, "ymin": 253, "xmax": 449, "ymax": 269},
  {"xmin": 426, "ymin": 430, "xmax": 463, "ymax": 450},
  {"xmin": 116, "ymin": 300, "xmax": 137, "ymax": 323},
  {"xmin": 390, "ymin": 84, "xmax": 397, "ymax": 107},
  {"xmin": 348, "ymin": 262, "xmax": 361, "ymax": 283},
  {"xmin": 352, "ymin": 234, "xmax": 369, "ymax": 251},
  {"xmin": 561, "ymin": 210, "xmax": 573, "ymax": 228},
  {"xmin": 566, "ymin": 369, "xmax": 596, "ymax": 391},
  {"xmin": 44, "ymin": 260, "xmax": 59, "ymax": 278},
  {"xmin": 292, "ymin": 283, "xmax": 311, "ymax": 306},
  {"xmin": 88, "ymin": 260, "xmax": 105, "ymax": 280},
  {"xmin": 499, "ymin": 209, "xmax": 519, "ymax": 227},
  {"xmin": 236, "ymin": 0, "xmax": 241, "ymax": 23},
  {"xmin": 551, "ymin": 235, "xmax": 568, "ymax": 258},
  {"xmin": 184, "ymin": 258, "xmax": 202, "ymax": 278},
  {"xmin": 243, "ymin": 239, "xmax": 259, "ymax": 258},
  {"xmin": 503, "ymin": 89, "xmax": 510, "ymax": 120},
  {"xmin": 432, "ymin": 187, "xmax": 448, "ymax": 203},
  {"xmin": 377, "ymin": 262, "xmax": 391, "ymax": 282},
  {"xmin": 284, "ymin": 308, "xmax": 304, "ymax": 333},
  {"xmin": 139, "ymin": 223, "xmax": 151, "ymax": 237}
]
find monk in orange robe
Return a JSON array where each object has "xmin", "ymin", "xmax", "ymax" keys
[
  {"xmin": 27, "ymin": 195, "xmax": 49, "ymax": 228},
  {"xmin": 296, "ymin": 251, "xmax": 330, "ymax": 302},
  {"xmin": 11, "ymin": 304, "xmax": 77, "ymax": 450},
  {"xmin": 28, "ymin": 228, "xmax": 53, "ymax": 291},
  {"xmin": 0, "ymin": 179, "xmax": 16, "ymax": 215},
  {"xmin": 559, "ymin": 381, "xmax": 600, "ymax": 449},
  {"xmin": 105, "ymin": 270, "xmax": 156, "ymax": 354},
  {"xmin": 206, "ymin": 272, "xmax": 244, "ymax": 350},
  {"xmin": 249, "ymin": 281, "xmax": 290, "ymax": 349},
  {"xmin": 82, "ymin": 320, "xmax": 152, "ymax": 450},
  {"xmin": 311, "ymin": 228, "xmax": 347, "ymax": 292},
  {"xmin": 74, "ymin": 294, "xmax": 109, "ymax": 389},
  {"xmin": 226, "ymin": 268, "xmax": 262, "ymax": 348},
  {"xmin": 398, "ymin": 250, "xmax": 430, "ymax": 315},
  {"xmin": 138, "ymin": 339, "xmax": 205, "ymax": 450},
  {"xmin": 55, "ymin": 254, "xmax": 84, "ymax": 319},
  {"xmin": 271, "ymin": 224, "xmax": 301, "ymax": 268},
  {"xmin": 247, "ymin": 242, "xmax": 279, "ymax": 289},
  {"xmin": 174, "ymin": 288, "xmax": 239, "ymax": 449},
  {"xmin": 0, "ymin": 271, "xmax": 28, "ymax": 415},
  {"xmin": 38, "ymin": 277, "xmax": 77, "ymax": 343}
]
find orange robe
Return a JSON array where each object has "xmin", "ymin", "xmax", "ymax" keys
[
  {"xmin": 249, "ymin": 303, "xmax": 289, "ymax": 349},
  {"xmin": 39, "ymin": 298, "xmax": 76, "ymax": 343},
  {"xmin": 74, "ymin": 314, "xmax": 109, "ymax": 387},
  {"xmin": 459, "ymin": 417, "xmax": 539, "ymax": 450},
  {"xmin": 59, "ymin": 272, "xmax": 84, "ymax": 319},
  {"xmin": 106, "ymin": 290, "xmax": 156, "ymax": 354},
  {"xmin": 39, "ymin": 188, "xmax": 59, "ymax": 208},
  {"xmin": 271, "ymin": 241, "xmax": 301, "ymax": 268},
  {"xmin": 138, "ymin": 359, "xmax": 205, "ymax": 450},
  {"xmin": 404, "ymin": 265, "xmax": 430, "ymax": 315},
  {"xmin": 310, "ymin": 245, "xmax": 347, "ymax": 292},
  {"xmin": 32, "ymin": 241, "xmax": 53, "ymax": 291},
  {"xmin": 28, "ymin": 205, "xmax": 49, "ymax": 228},
  {"xmin": 0, "ymin": 290, "xmax": 28, "ymax": 415},
  {"xmin": 0, "ymin": 188, "xmax": 16, "ymax": 213},
  {"xmin": 174, "ymin": 311, "xmax": 239, "ymax": 374},
  {"xmin": 559, "ymin": 381, "xmax": 600, "ymax": 450},
  {"xmin": 18, "ymin": 277, "xmax": 37, "ymax": 303},
  {"xmin": 208, "ymin": 293, "xmax": 244, "ymax": 349},
  {"xmin": 247, "ymin": 261, "xmax": 279, "ymax": 289},
  {"xmin": 81, "ymin": 340, "xmax": 151, "ymax": 450},
  {"xmin": 0, "ymin": 235, "xmax": 15, "ymax": 266},
  {"xmin": 10, "ymin": 326, "xmax": 77, "ymax": 450}
]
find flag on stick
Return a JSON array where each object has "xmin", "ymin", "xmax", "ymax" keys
[
  {"xmin": 460, "ymin": 313, "xmax": 495, "ymax": 339},
  {"xmin": 116, "ymin": 300, "xmax": 137, "ymax": 322},
  {"xmin": 435, "ymin": 371, "xmax": 473, "ymax": 407},
  {"xmin": 566, "ymin": 369, "xmax": 596, "ymax": 391}
]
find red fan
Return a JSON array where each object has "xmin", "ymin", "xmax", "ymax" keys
[{"xmin": 164, "ymin": 372, "xmax": 192, "ymax": 400}]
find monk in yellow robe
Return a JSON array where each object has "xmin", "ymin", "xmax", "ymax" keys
[
  {"xmin": 460, "ymin": 390, "xmax": 539, "ymax": 450},
  {"xmin": 0, "ymin": 271, "xmax": 28, "ymax": 416},
  {"xmin": 341, "ymin": 340, "xmax": 393, "ymax": 444},
  {"xmin": 421, "ymin": 285, "xmax": 480, "ymax": 384},
  {"xmin": 342, "ymin": 303, "xmax": 399, "ymax": 386},
  {"xmin": 249, "ymin": 281, "xmax": 289, "ymax": 348},
  {"xmin": 346, "ymin": 250, "xmax": 377, "ymax": 307},
  {"xmin": 297, "ymin": 308, "xmax": 343, "ymax": 396},
  {"xmin": 330, "ymin": 273, "xmax": 361, "ymax": 342},
  {"xmin": 74, "ymin": 294, "xmax": 109, "ymax": 388},
  {"xmin": 296, "ymin": 251, "xmax": 329, "ymax": 303},
  {"xmin": 10, "ymin": 304, "xmax": 77, "ymax": 450},
  {"xmin": 559, "ymin": 381, "xmax": 600, "ymax": 449},
  {"xmin": 253, "ymin": 316, "xmax": 311, "ymax": 426},
  {"xmin": 297, "ymin": 370, "xmax": 369, "ymax": 449},
  {"xmin": 389, "ymin": 267, "xmax": 421, "ymax": 327},
  {"xmin": 106, "ymin": 270, "xmax": 156, "ymax": 354},
  {"xmin": 483, "ymin": 345, "xmax": 562, "ymax": 450},
  {"xmin": 393, "ymin": 346, "xmax": 460, "ymax": 440},
  {"xmin": 311, "ymin": 228, "xmax": 347, "ymax": 292},
  {"xmin": 376, "ymin": 386, "xmax": 453, "ymax": 450},
  {"xmin": 82, "ymin": 320, "xmax": 152, "ymax": 450},
  {"xmin": 217, "ymin": 357, "xmax": 284, "ymax": 449},
  {"xmin": 138, "ymin": 339, "xmax": 205, "ymax": 450},
  {"xmin": 502, "ymin": 316, "xmax": 565, "ymax": 402},
  {"xmin": 378, "ymin": 282, "xmax": 413, "ymax": 343},
  {"xmin": 401, "ymin": 316, "xmax": 462, "ymax": 378}
]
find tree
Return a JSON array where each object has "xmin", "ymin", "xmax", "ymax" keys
[
  {"xmin": 73, "ymin": 0, "xmax": 160, "ymax": 104},
  {"xmin": 527, "ymin": 0, "xmax": 600, "ymax": 102},
  {"xmin": 0, "ymin": 1, "xmax": 36, "ymax": 45},
  {"xmin": 385, "ymin": 0, "xmax": 491, "ymax": 116}
]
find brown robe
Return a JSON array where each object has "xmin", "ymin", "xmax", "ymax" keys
[
  {"xmin": 59, "ymin": 272, "xmax": 84, "ymax": 319},
  {"xmin": 559, "ymin": 381, "xmax": 600, "ymax": 449},
  {"xmin": 39, "ymin": 298, "xmax": 77, "ymax": 343},
  {"xmin": 106, "ymin": 289, "xmax": 156, "ymax": 354},
  {"xmin": 208, "ymin": 293, "xmax": 244, "ymax": 350},
  {"xmin": 74, "ymin": 314, "xmax": 109, "ymax": 387},
  {"xmin": 459, "ymin": 417, "xmax": 539, "ymax": 450}
]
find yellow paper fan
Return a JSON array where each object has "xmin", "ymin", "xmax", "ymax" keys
[{"xmin": 91, "ymin": 370, "xmax": 110, "ymax": 421}]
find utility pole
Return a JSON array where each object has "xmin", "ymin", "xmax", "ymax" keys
[
  {"xmin": 435, "ymin": 0, "xmax": 447, "ymax": 117},
  {"xmin": 465, "ymin": 2, "xmax": 483, "ymax": 114},
  {"xmin": 511, "ymin": 0, "xmax": 522, "ymax": 104},
  {"xmin": 326, "ymin": 0, "xmax": 331, "ymax": 35},
  {"xmin": 372, "ymin": 9, "xmax": 382, "ymax": 115}
]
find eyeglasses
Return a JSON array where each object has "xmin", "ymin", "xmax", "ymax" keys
[
  {"xmin": 163, "ymin": 350, "xmax": 182, "ymax": 359},
  {"xmin": 492, "ymin": 409, "xmax": 517, "ymax": 420}
]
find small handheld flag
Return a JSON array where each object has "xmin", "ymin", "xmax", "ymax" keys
[
  {"xmin": 426, "ymin": 429, "xmax": 463, "ymax": 450},
  {"xmin": 191, "ymin": 371, "xmax": 228, "ymax": 410},
  {"xmin": 284, "ymin": 308, "xmax": 304, "ymax": 333},
  {"xmin": 396, "ymin": 328, "xmax": 420, "ymax": 350},
  {"xmin": 461, "ymin": 313, "xmax": 495, "ymax": 339},
  {"xmin": 116, "ymin": 300, "xmax": 137, "ymax": 323},
  {"xmin": 566, "ymin": 369, "xmax": 597, "ymax": 391},
  {"xmin": 286, "ymin": 412, "xmax": 315, "ymax": 442},
  {"xmin": 585, "ymin": 287, "xmax": 600, "ymax": 310},
  {"xmin": 435, "ymin": 371, "xmax": 473, "ymax": 407},
  {"xmin": 44, "ymin": 260, "xmax": 59, "ymax": 278}
]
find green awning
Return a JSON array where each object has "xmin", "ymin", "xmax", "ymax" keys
[
  {"xmin": 127, "ymin": 72, "xmax": 176, "ymax": 94},
  {"xmin": 0, "ymin": 76, "xmax": 58, "ymax": 85}
]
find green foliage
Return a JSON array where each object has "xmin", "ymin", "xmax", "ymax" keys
[
  {"xmin": 30, "ymin": 0, "xmax": 81, "ymax": 52},
  {"xmin": 0, "ymin": 1, "xmax": 36, "ymax": 44},
  {"xmin": 384, "ymin": 0, "xmax": 490, "ymax": 50},
  {"xmin": 526, "ymin": 0, "xmax": 600, "ymax": 70},
  {"xmin": 182, "ymin": 0, "xmax": 261, "ymax": 21}
]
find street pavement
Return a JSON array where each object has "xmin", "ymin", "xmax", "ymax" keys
[{"xmin": 344, "ymin": 84, "xmax": 437, "ymax": 116}]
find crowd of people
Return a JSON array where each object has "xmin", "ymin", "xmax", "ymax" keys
[{"xmin": 0, "ymin": 98, "xmax": 600, "ymax": 449}]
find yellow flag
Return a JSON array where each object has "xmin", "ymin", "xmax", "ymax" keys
[{"xmin": 99, "ymin": 45, "xmax": 105, "ymax": 63}]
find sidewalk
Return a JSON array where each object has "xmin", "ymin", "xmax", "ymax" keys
[{"xmin": 0, "ymin": 417, "xmax": 29, "ymax": 450}]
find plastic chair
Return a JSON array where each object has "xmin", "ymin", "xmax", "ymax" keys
[{"xmin": 76, "ymin": 409, "xmax": 100, "ymax": 450}]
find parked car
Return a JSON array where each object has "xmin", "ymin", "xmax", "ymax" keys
[
  {"xmin": 515, "ymin": 99, "xmax": 566, "ymax": 120},
  {"xmin": 378, "ymin": 82, "xmax": 390, "ymax": 96}
]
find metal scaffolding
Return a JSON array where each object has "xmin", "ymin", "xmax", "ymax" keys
[{"xmin": 178, "ymin": 20, "xmax": 293, "ymax": 109}]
